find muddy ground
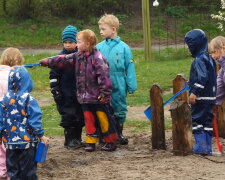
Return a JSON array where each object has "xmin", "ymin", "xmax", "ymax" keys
[{"xmin": 37, "ymin": 106, "xmax": 225, "ymax": 180}]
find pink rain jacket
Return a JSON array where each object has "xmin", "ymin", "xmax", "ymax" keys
[{"xmin": 0, "ymin": 65, "xmax": 11, "ymax": 178}]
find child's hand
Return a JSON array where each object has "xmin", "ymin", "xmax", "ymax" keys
[
  {"xmin": 40, "ymin": 136, "xmax": 50, "ymax": 145},
  {"xmin": 98, "ymin": 95, "xmax": 107, "ymax": 103},
  {"xmin": 39, "ymin": 59, "xmax": 49, "ymax": 67},
  {"xmin": 188, "ymin": 93, "xmax": 196, "ymax": 104}
]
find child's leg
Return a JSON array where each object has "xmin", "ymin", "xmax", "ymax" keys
[
  {"xmin": 95, "ymin": 104, "xmax": 118, "ymax": 151},
  {"xmin": 203, "ymin": 104, "xmax": 214, "ymax": 155},
  {"xmin": 0, "ymin": 144, "xmax": 7, "ymax": 179},
  {"xmin": 115, "ymin": 116, "xmax": 128, "ymax": 145},
  {"xmin": 6, "ymin": 147, "xmax": 37, "ymax": 180},
  {"xmin": 82, "ymin": 104, "xmax": 99, "ymax": 151},
  {"xmin": 191, "ymin": 103, "xmax": 212, "ymax": 155}
]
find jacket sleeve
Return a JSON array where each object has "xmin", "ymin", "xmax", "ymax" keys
[
  {"xmin": 124, "ymin": 46, "xmax": 137, "ymax": 94},
  {"xmin": 191, "ymin": 57, "xmax": 208, "ymax": 95},
  {"xmin": 40, "ymin": 53, "xmax": 76, "ymax": 69},
  {"xmin": 27, "ymin": 96, "xmax": 44, "ymax": 138},
  {"xmin": 0, "ymin": 104, "xmax": 3, "ymax": 138},
  {"xmin": 95, "ymin": 55, "xmax": 112, "ymax": 98}
]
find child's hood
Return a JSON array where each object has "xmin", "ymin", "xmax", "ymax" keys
[
  {"xmin": 184, "ymin": 29, "xmax": 208, "ymax": 58},
  {"xmin": 8, "ymin": 66, "xmax": 34, "ymax": 96}
]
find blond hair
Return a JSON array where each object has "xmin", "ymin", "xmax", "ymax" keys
[
  {"xmin": 98, "ymin": 14, "xmax": 119, "ymax": 30},
  {"xmin": 0, "ymin": 47, "xmax": 24, "ymax": 66},
  {"xmin": 77, "ymin": 29, "xmax": 98, "ymax": 52},
  {"xmin": 209, "ymin": 36, "xmax": 225, "ymax": 52}
]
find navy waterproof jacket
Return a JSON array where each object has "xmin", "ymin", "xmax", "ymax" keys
[{"xmin": 184, "ymin": 29, "xmax": 216, "ymax": 104}]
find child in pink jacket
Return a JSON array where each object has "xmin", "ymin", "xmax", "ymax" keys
[{"xmin": 0, "ymin": 47, "xmax": 24, "ymax": 179}]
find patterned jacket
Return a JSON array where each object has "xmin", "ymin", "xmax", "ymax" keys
[
  {"xmin": 41, "ymin": 49, "xmax": 112, "ymax": 104},
  {"xmin": 0, "ymin": 66, "xmax": 44, "ymax": 149}
]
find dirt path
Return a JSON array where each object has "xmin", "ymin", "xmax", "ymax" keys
[{"xmin": 37, "ymin": 130, "xmax": 225, "ymax": 180}]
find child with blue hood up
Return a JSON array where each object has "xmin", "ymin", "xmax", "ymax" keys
[
  {"xmin": 184, "ymin": 29, "xmax": 217, "ymax": 155},
  {"xmin": 0, "ymin": 66, "xmax": 49, "ymax": 179}
]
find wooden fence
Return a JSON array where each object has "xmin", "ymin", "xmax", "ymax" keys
[{"xmin": 150, "ymin": 74, "xmax": 225, "ymax": 155}]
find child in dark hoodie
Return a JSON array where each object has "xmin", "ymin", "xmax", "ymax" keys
[
  {"xmin": 184, "ymin": 29, "xmax": 217, "ymax": 155},
  {"xmin": 0, "ymin": 66, "xmax": 49, "ymax": 179},
  {"xmin": 49, "ymin": 25, "xmax": 84, "ymax": 148}
]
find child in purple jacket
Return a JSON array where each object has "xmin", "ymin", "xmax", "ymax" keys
[
  {"xmin": 209, "ymin": 36, "xmax": 225, "ymax": 105},
  {"xmin": 40, "ymin": 29, "xmax": 118, "ymax": 152}
]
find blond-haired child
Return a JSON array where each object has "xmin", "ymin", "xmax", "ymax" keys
[
  {"xmin": 0, "ymin": 48, "xmax": 50, "ymax": 179},
  {"xmin": 96, "ymin": 14, "xmax": 137, "ymax": 145},
  {"xmin": 40, "ymin": 29, "xmax": 118, "ymax": 152},
  {"xmin": 0, "ymin": 47, "xmax": 24, "ymax": 179},
  {"xmin": 210, "ymin": 36, "xmax": 225, "ymax": 106}
]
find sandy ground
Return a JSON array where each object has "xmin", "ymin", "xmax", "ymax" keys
[{"xmin": 37, "ymin": 105, "xmax": 225, "ymax": 180}]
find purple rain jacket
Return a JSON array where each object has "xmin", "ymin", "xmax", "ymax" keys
[
  {"xmin": 40, "ymin": 49, "xmax": 112, "ymax": 104},
  {"xmin": 216, "ymin": 56, "xmax": 225, "ymax": 105}
]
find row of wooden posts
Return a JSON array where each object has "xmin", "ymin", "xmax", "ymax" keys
[{"xmin": 150, "ymin": 74, "xmax": 225, "ymax": 156}]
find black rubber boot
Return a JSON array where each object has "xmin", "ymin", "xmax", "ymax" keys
[
  {"xmin": 64, "ymin": 127, "xmax": 85, "ymax": 149},
  {"xmin": 116, "ymin": 123, "xmax": 128, "ymax": 145}
]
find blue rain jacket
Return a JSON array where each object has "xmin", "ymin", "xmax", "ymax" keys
[
  {"xmin": 184, "ymin": 29, "xmax": 216, "ymax": 104},
  {"xmin": 0, "ymin": 66, "xmax": 44, "ymax": 149},
  {"xmin": 97, "ymin": 37, "xmax": 137, "ymax": 120}
]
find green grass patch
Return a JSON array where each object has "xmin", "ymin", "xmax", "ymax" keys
[{"xmin": 126, "ymin": 120, "xmax": 172, "ymax": 133}]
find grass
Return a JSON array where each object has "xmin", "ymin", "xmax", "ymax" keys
[{"xmin": 23, "ymin": 48, "xmax": 192, "ymax": 136}]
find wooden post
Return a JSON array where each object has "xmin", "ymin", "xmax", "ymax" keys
[
  {"xmin": 142, "ymin": 0, "xmax": 152, "ymax": 61},
  {"xmin": 217, "ymin": 102, "xmax": 225, "ymax": 138},
  {"xmin": 170, "ymin": 101, "xmax": 193, "ymax": 155},
  {"xmin": 150, "ymin": 84, "xmax": 166, "ymax": 150},
  {"xmin": 173, "ymin": 74, "xmax": 188, "ymax": 102}
]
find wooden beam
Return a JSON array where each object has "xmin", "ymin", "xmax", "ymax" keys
[{"xmin": 142, "ymin": 0, "xmax": 152, "ymax": 61}]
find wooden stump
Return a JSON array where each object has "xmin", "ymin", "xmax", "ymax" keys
[
  {"xmin": 173, "ymin": 74, "xmax": 188, "ymax": 102},
  {"xmin": 170, "ymin": 101, "xmax": 193, "ymax": 155},
  {"xmin": 217, "ymin": 102, "xmax": 225, "ymax": 138},
  {"xmin": 150, "ymin": 84, "xmax": 166, "ymax": 150}
]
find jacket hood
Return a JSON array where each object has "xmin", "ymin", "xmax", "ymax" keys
[
  {"xmin": 8, "ymin": 66, "xmax": 33, "ymax": 96},
  {"xmin": 184, "ymin": 29, "xmax": 208, "ymax": 57}
]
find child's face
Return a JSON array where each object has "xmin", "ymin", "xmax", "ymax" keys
[
  {"xmin": 211, "ymin": 47, "xmax": 225, "ymax": 60},
  {"xmin": 99, "ymin": 23, "xmax": 116, "ymax": 39},
  {"xmin": 77, "ymin": 36, "xmax": 90, "ymax": 52},
  {"xmin": 63, "ymin": 41, "xmax": 77, "ymax": 51}
]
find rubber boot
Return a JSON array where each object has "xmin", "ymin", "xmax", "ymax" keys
[
  {"xmin": 64, "ymin": 127, "xmax": 84, "ymax": 149},
  {"xmin": 84, "ymin": 144, "xmax": 96, "ymax": 152},
  {"xmin": 74, "ymin": 126, "xmax": 85, "ymax": 148},
  {"xmin": 193, "ymin": 131, "xmax": 207, "ymax": 155},
  {"xmin": 116, "ymin": 123, "xmax": 128, "ymax": 145},
  {"xmin": 101, "ymin": 143, "xmax": 117, "ymax": 151},
  {"xmin": 205, "ymin": 132, "xmax": 212, "ymax": 155}
]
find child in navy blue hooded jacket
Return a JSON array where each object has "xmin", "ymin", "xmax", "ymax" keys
[
  {"xmin": 184, "ymin": 29, "xmax": 217, "ymax": 155},
  {"xmin": 49, "ymin": 25, "xmax": 84, "ymax": 148},
  {"xmin": 0, "ymin": 66, "xmax": 49, "ymax": 179}
]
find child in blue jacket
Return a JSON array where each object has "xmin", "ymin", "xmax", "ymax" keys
[
  {"xmin": 0, "ymin": 66, "xmax": 49, "ymax": 179},
  {"xmin": 49, "ymin": 25, "xmax": 84, "ymax": 148},
  {"xmin": 97, "ymin": 14, "xmax": 137, "ymax": 145},
  {"xmin": 184, "ymin": 29, "xmax": 217, "ymax": 155}
]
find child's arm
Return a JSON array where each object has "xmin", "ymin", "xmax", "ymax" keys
[
  {"xmin": 95, "ymin": 56, "xmax": 112, "ymax": 102},
  {"xmin": 191, "ymin": 58, "xmax": 208, "ymax": 97},
  {"xmin": 124, "ymin": 46, "xmax": 137, "ymax": 94},
  {"xmin": 40, "ymin": 53, "xmax": 76, "ymax": 68},
  {"xmin": 27, "ymin": 96, "xmax": 45, "ymax": 139}
]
